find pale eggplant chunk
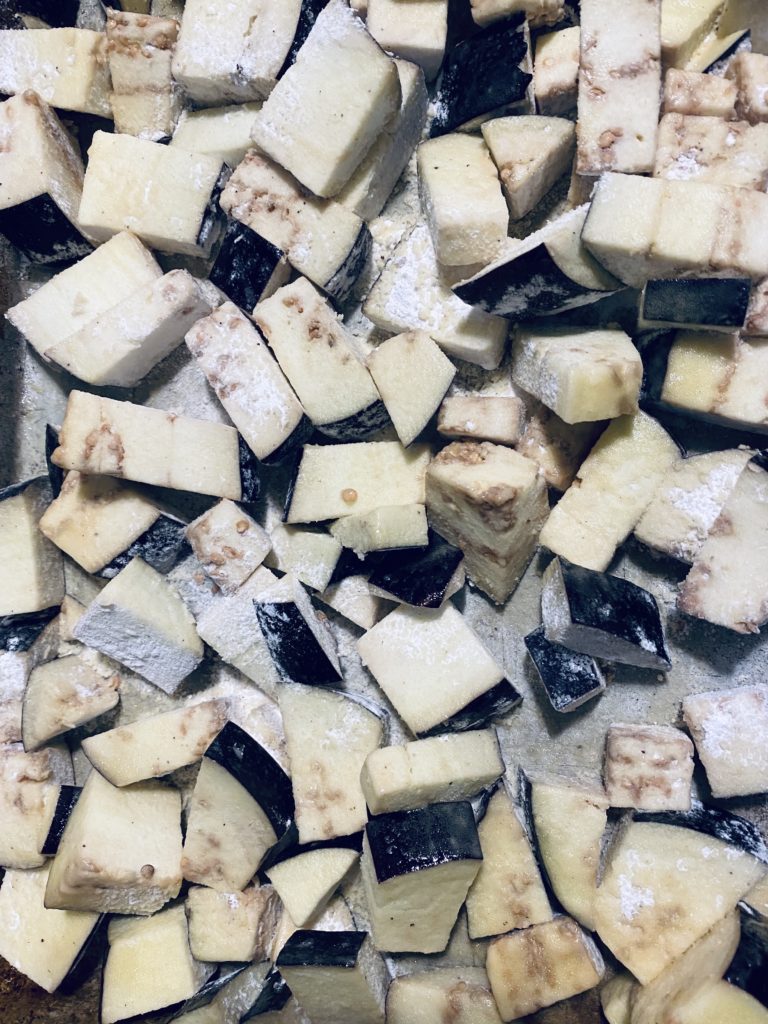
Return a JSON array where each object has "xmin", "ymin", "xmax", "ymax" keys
[
  {"xmin": 0, "ymin": 864, "xmax": 101, "ymax": 994},
  {"xmin": 275, "ymin": 930, "xmax": 388, "ymax": 1024},
  {"xmin": 239, "ymin": 967, "xmax": 295, "ymax": 1022},
  {"xmin": 366, "ymin": 0, "xmax": 447, "ymax": 82},
  {"xmin": 280, "ymin": 684, "xmax": 384, "ymax": 842},
  {"xmin": 654, "ymin": 113, "xmax": 768, "ymax": 190},
  {"xmin": 318, "ymin": 575, "xmax": 393, "ymax": 632},
  {"xmin": 0, "ymin": 92, "xmax": 92, "ymax": 264},
  {"xmin": 221, "ymin": 152, "xmax": 370, "ymax": 306},
  {"xmin": 279, "ymin": 0, "xmax": 329, "ymax": 75},
  {"xmin": 386, "ymin": 967, "xmax": 502, "ymax": 1024},
  {"xmin": 185, "ymin": 303, "xmax": 310, "ymax": 464},
  {"xmin": 683, "ymin": 684, "xmax": 768, "ymax": 798},
  {"xmin": 542, "ymin": 558, "xmax": 671, "ymax": 671},
  {"xmin": 44, "ymin": 769, "xmax": 183, "ymax": 914},
  {"xmin": 264, "ymin": 525, "xmax": 342, "ymax": 593},
  {"xmin": 171, "ymin": 0, "xmax": 302, "ymax": 106},
  {"xmin": 603, "ymin": 724, "xmax": 694, "ymax": 811},
  {"xmin": 678, "ymin": 457, "xmax": 768, "ymax": 633},
  {"xmin": 105, "ymin": 7, "xmax": 182, "ymax": 141},
  {"xmin": 360, "ymin": 730, "xmax": 504, "ymax": 815},
  {"xmin": 593, "ymin": 821, "xmax": 764, "ymax": 984},
  {"xmin": 251, "ymin": 0, "xmax": 401, "ymax": 199},
  {"xmin": 454, "ymin": 205, "xmax": 620, "ymax": 319},
  {"xmin": 170, "ymin": 102, "xmax": 263, "ymax": 167},
  {"xmin": 470, "ymin": 0, "xmax": 565, "ymax": 28},
  {"xmin": 362, "ymin": 801, "xmax": 482, "ymax": 953},
  {"xmin": 78, "ymin": 132, "xmax": 227, "ymax": 258},
  {"xmin": 437, "ymin": 395, "xmax": 525, "ymax": 446},
  {"xmin": 633, "ymin": 801, "xmax": 768, "ymax": 862},
  {"xmin": 674, "ymin": 981, "xmax": 768, "ymax": 1024},
  {"xmin": 417, "ymin": 133, "xmax": 507, "ymax": 267},
  {"xmin": 577, "ymin": 0, "xmax": 661, "ymax": 176},
  {"xmin": 515, "ymin": 401, "xmax": 604, "ymax": 492},
  {"xmin": 253, "ymin": 278, "xmax": 387, "ymax": 442},
  {"xmin": 357, "ymin": 603, "xmax": 522, "ymax": 737},
  {"xmin": 72, "ymin": 557, "xmax": 203, "ymax": 694},
  {"xmin": 660, "ymin": 0, "xmax": 724, "ymax": 68},
  {"xmin": 209, "ymin": 221, "xmax": 291, "ymax": 315},
  {"xmin": 51, "ymin": 391, "xmax": 250, "ymax": 501},
  {"xmin": 254, "ymin": 574, "xmax": 342, "ymax": 687},
  {"xmin": 425, "ymin": 441, "xmax": 548, "ymax": 604},
  {"xmin": 265, "ymin": 847, "xmax": 360, "ymax": 928},
  {"xmin": 429, "ymin": 13, "xmax": 532, "ymax": 137},
  {"xmin": 663, "ymin": 67, "xmax": 737, "ymax": 118},
  {"xmin": 539, "ymin": 412, "xmax": 679, "ymax": 572},
  {"xmin": 524, "ymin": 626, "xmax": 606, "ymax": 713},
  {"xmin": 729, "ymin": 50, "xmax": 768, "ymax": 124},
  {"xmin": 330, "ymin": 505, "xmax": 428, "ymax": 559},
  {"xmin": 0, "ymin": 28, "xmax": 111, "ymax": 116},
  {"xmin": 186, "ymin": 500, "xmax": 271, "ymax": 594},
  {"xmin": 486, "ymin": 917, "xmax": 604, "ymax": 1021},
  {"xmin": 534, "ymin": 25, "xmax": 580, "ymax": 116},
  {"xmin": 0, "ymin": 774, "xmax": 60, "ymax": 869},
  {"xmin": 641, "ymin": 277, "xmax": 750, "ymax": 332},
  {"xmin": 511, "ymin": 326, "xmax": 642, "ymax": 424},
  {"xmin": 186, "ymin": 884, "xmax": 281, "ymax": 963}
]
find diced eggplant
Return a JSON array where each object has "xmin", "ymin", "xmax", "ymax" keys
[
  {"xmin": 515, "ymin": 401, "xmax": 605, "ymax": 492},
  {"xmin": 72, "ymin": 557, "xmax": 203, "ymax": 695},
  {"xmin": 264, "ymin": 525, "xmax": 341, "ymax": 593},
  {"xmin": 240, "ymin": 968, "xmax": 294, "ymax": 1021},
  {"xmin": 654, "ymin": 113, "xmax": 768, "ymax": 191},
  {"xmin": 534, "ymin": 25, "xmax": 580, "ymax": 116},
  {"xmin": 170, "ymin": 101, "xmax": 263, "ymax": 168},
  {"xmin": 330, "ymin": 505, "xmax": 428, "ymax": 559},
  {"xmin": 280, "ymin": 684, "xmax": 384, "ymax": 843},
  {"xmin": 430, "ymin": 13, "xmax": 532, "ymax": 136},
  {"xmin": 730, "ymin": 49, "xmax": 768, "ymax": 124},
  {"xmin": 455, "ymin": 205, "xmax": 620, "ymax": 319},
  {"xmin": 209, "ymin": 221, "xmax": 291, "ymax": 314},
  {"xmin": 265, "ymin": 846, "xmax": 360, "ymax": 928},
  {"xmin": 0, "ymin": 773, "xmax": 60, "ymax": 869},
  {"xmin": 40, "ymin": 784, "xmax": 81, "ymax": 856},
  {"xmin": 603, "ymin": 724, "xmax": 694, "ymax": 812},
  {"xmin": 275, "ymin": 930, "xmax": 388, "ymax": 1024},
  {"xmin": 437, "ymin": 395, "xmax": 525, "ymax": 446},
  {"xmin": 186, "ymin": 884, "xmax": 280, "ymax": 963},
  {"xmin": 186, "ymin": 500, "xmax": 271, "ymax": 594},
  {"xmin": 367, "ymin": 0, "xmax": 447, "ymax": 82},
  {"xmin": 675, "ymin": 980, "xmax": 768, "ymax": 1024},
  {"xmin": 362, "ymin": 801, "xmax": 482, "ymax": 953},
  {"xmin": 365, "ymin": 531, "xmax": 463, "ymax": 609},
  {"xmin": 358, "ymin": 602, "xmax": 522, "ymax": 737},
  {"xmin": 278, "ymin": 0, "xmax": 330, "ymax": 76},
  {"xmin": 45, "ymin": 769, "xmax": 183, "ymax": 914},
  {"xmin": 663, "ymin": 67, "xmax": 737, "ymax": 119},
  {"xmin": 633, "ymin": 801, "xmax": 768, "ymax": 864},
  {"xmin": 524, "ymin": 625, "xmax": 606, "ymax": 713},
  {"xmin": 542, "ymin": 558, "xmax": 671, "ymax": 671},
  {"xmin": 318, "ymin": 575, "xmax": 394, "ymax": 632},
  {"xmin": 386, "ymin": 967, "xmax": 503, "ymax": 1024}
]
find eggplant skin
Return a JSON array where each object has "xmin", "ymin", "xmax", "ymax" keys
[
  {"xmin": 0, "ymin": 194, "xmax": 93, "ymax": 266},
  {"xmin": 365, "ymin": 801, "xmax": 482, "ymax": 883},
  {"xmin": 277, "ymin": 930, "xmax": 367, "ymax": 970}
]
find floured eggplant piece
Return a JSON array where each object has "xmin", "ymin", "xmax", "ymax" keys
[
  {"xmin": 454, "ymin": 205, "xmax": 620, "ymax": 319},
  {"xmin": 430, "ymin": 13, "xmax": 532, "ymax": 136},
  {"xmin": 276, "ymin": 930, "xmax": 388, "ymax": 1024},
  {"xmin": 0, "ymin": 477, "xmax": 65, "ymax": 653},
  {"xmin": 209, "ymin": 221, "xmax": 291, "ymax": 315},
  {"xmin": 264, "ymin": 525, "xmax": 341, "ymax": 593},
  {"xmin": 675, "ymin": 980, "xmax": 768, "ymax": 1024},
  {"xmin": 0, "ymin": 772, "xmax": 60, "ymax": 869},
  {"xmin": 253, "ymin": 278, "xmax": 388, "ymax": 442},
  {"xmin": 361, "ymin": 730, "xmax": 503, "ymax": 815},
  {"xmin": 654, "ymin": 114, "xmax": 768, "ymax": 190},
  {"xmin": 22, "ymin": 652, "xmax": 121, "ymax": 751},
  {"xmin": 358, "ymin": 603, "xmax": 522, "ymax": 737},
  {"xmin": 0, "ymin": 863, "xmax": 101, "ymax": 994},
  {"xmin": 255, "ymin": 574, "xmax": 341, "ymax": 686},
  {"xmin": 539, "ymin": 412, "xmax": 680, "ymax": 572},
  {"xmin": 362, "ymin": 801, "xmax": 482, "ymax": 953},
  {"xmin": 533, "ymin": 24, "xmax": 579, "ymax": 116},
  {"xmin": 169, "ymin": 963, "xmax": 259, "ymax": 1023},
  {"xmin": 338, "ymin": 58, "xmax": 428, "ymax": 222},
  {"xmin": 186, "ymin": 303, "xmax": 310, "ymax": 465},
  {"xmin": 426, "ymin": 441, "xmax": 548, "ymax": 604},
  {"xmin": 633, "ymin": 800, "xmax": 768, "ymax": 864},
  {"xmin": 101, "ymin": 905, "xmax": 213, "ymax": 1024},
  {"xmin": 515, "ymin": 400, "xmax": 603, "ymax": 492},
  {"xmin": 0, "ymin": 27, "xmax": 111, "ymax": 116},
  {"xmin": 186, "ymin": 884, "xmax": 280, "ymax": 963},
  {"xmin": 726, "ymin": 903, "xmax": 768, "ymax": 1010},
  {"xmin": 265, "ymin": 846, "xmax": 360, "ymax": 928},
  {"xmin": 81, "ymin": 700, "xmax": 228, "ymax": 787},
  {"xmin": 663, "ymin": 67, "xmax": 737, "ymax": 118},
  {"xmin": 278, "ymin": 0, "xmax": 329, "ymax": 76},
  {"xmin": 679, "ymin": 456, "xmax": 768, "ymax": 633},
  {"xmin": 172, "ymin": 0, "xmax": 301, "ymax": 105},
  {"xmin": 387, "ymin": 967, "xmax": 502, "ymax": 1024},
  {"xmin": 251, "ymin": 0, "xmax": 401, "ymax": 199},
  {"xmin": 730, "ymin": 49, "xmax": 768, "ymax": 124},
  {"xmin": 367, "ymin": 0, "xmax": 446, "ymax": 81},
  {"xmin": 51, "ymin": 391, "xmax": 256, "ymax": 502},
  {"xmin": 634, "ymin": 449, "xmax": 753, "ymax": 564},
  {"xmin": 0, "ymin": 92, "xmax": 92, "ymax": 264},
  {"xmin": 183, "ymin": 722, "xmax": 295, "ymax": 891},
  {"xmin": 78, "ymin": 132, "xmax": 227, "ymax": 258},
  {"xmin": 238, "ymin": 968, "xmax": 294, "ymax": 1022},
  {"xmin": 603, "ymin": 724, "xmax": 694, "ymax": 812},
  {"xmin": 542, "ymin": 558, "xmax": 671, "ymax": 671},
  {"xmin": 594, "ymin": 820, "xmax": 765, "ymax": 984},
  {"xmin": 690, "ymin": 25, "xmax": 751, "ymax": 75},
  {"xmin": 318, "ymin": 575, "xmax": 394, "ymax": 631},
  {"xmin": 365, "ymin": 531, "xmax": 464, "ymax": 609},
  {"xmin": 438, "ymin": 395, "xmax": 525, "ymax": 446},
  {"xmin": 470, "ymin": 0, "xmax": 566, "ymax": 28},
  {"xmin": 186, "ymin": 500, "xmax": 271, "ymax": 594},
  {"xmin": 600, "ymin": 973, "xmax": 635, "ymax": 1024},
  {"xmin": 73, "ymin": 557, "xmax": 203, "ymax": 695},
  {"xmin": 487, "ymin": 916, "xmax": 604, "ymax": 1020},
  {"xmin": 45, "ymin": 769, "xmax": 183, "ymax": 914},
  {"xmin": 40, "ymin": 784, "xmax": 81, "ymax": 856},
  {"xmin": 330, "ymin": 505, "xmax": 428, "ymax": 559},
  {"xmin": 170, "ymin": 101, "xmax": 263, "ymax": 167},
  {"xmin": 221, "ymin": 152, "xmax": 370, "ymax": 306},
  {"xmin": 280, "ymin": 684, "xmax": 384, "ymax": 843},
  {"xmin": 524, "ymin": 626, "xmax": 606, "ymax": 713},
  {"xmin": 269, "ymin": 891, "xmax": 358, "ymax": 962}
]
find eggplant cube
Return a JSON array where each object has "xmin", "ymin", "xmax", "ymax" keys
[
  {"xmin": 170, "ymin": 102, "xmax": 264, "ymax": 168},
  {"xmin": 675, "ymin": 980, "xmax": 768, "ymax": 1024},
  {"xmin": 682, "ymin": 685, "xmax": 768, "ymax": 798},
  {"xmin": 533, "ymin": 26, "xmax": 580, "ymax": 116},
  {"xmin": 362, "ymin": 802, "xmax": 482, "ymax": 953},
  {"xmin": 470, "ymin": 0, "xmax": 565, "ymax": 28},
  {"xmin": 0, "ymin": 864, "xmax": 100, "ymax": 994},
  {"xmin": 487, "ymin": 916, "xmax": 604, "ymax": 1020},
  {"xmin": 542, "ymin": 558, "xmax": 671, "ymax": 671},
  {"xmin": 437, "ymin": 395, "xmax": 525, "ymax": 446},
  {"xmin": 730, "ymin": 51, "xmax": 768, "ymax": 124},
  {"xmin": 265, "ymin": 847, "xmax": 360, "ymax": 928},
  {"xmin": 366, "ymin": 0, "xmax": 447, "ymax": 82},
  {"xmin": 208, "ymin": 220, "xmax": 291, "ymax": 315},
  {"xmin": 524, "ymin": 626, "xmax": 606, "ymax": 713},
  {"xmin": 516, "ymin": 402, "xmax": 602, "ymax": 493},
  {"xmin": 386, "ymin": 967, "xmax": 503, "ymax": 1024},
  {"xmin": 654, "ymin": 113, "xmax": 768, "ymax": 191},
  {"xmin": 186, "ymin": 884, "xmax": 281, "ymax": 963},
  {"xmin": 330, "ymin": 504, "xmax": 428, "ymax": 558},
  {"xmin": 603, "ymin": 724, "xmax": 694, "ymax": 811},
  {"xmin": 0, "ymin": 775, "xmax": 60, "ymax": 869},
  {"xmin": 426, "ymin": 441, "xmax": 548, "ymax": 604},
  {"xmin": 0, "ymin": 91, "xmax": 92, "ymax": 265},
  {"xmin": 186, "ymin": 500, "xmax": 271, "ymax": 594},
  {"xmin": 366, "ymin": 331, "xmax": 455, "ymax": 447},
  {"xmin": 663, "ymin": 67, "xmax": 737, "ymax": 119},
  {"xmin": 358, "ymin": 603, "xmax": 519, "ymax": 736},
  {"xmin": 251, "ymin": 0, "xmax": 401, "ymax": 199},
  {"xmin": 73, "ymin": 557, "xmax": 203, "ymax": 694},
  {"xmin": 45, "ymin": 769, "xmax": 183, "ymax": 914},
  {"xmin": 511, "ymin": 326, "xmax": 642, "ymax": 424}
]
